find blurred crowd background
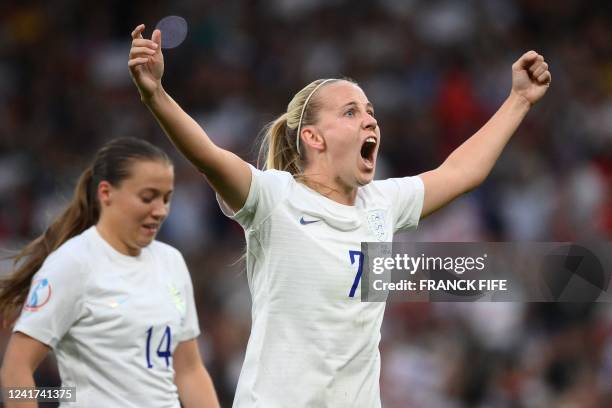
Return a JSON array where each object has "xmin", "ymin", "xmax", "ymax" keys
[{"xmin": 0, "ymin": 0, "xmax": 610, "ymax": 406}]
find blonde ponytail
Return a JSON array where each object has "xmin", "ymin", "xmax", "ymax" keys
[
  {"xmin": 258, "ymin": 78, "xmax": 342, "ymax": 175},
  {"xmin": 258, "ymin": 113, "xmax": 302, "ymax": 174}
]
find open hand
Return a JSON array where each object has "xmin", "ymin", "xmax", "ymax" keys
[
  {"xmin": 511, "ymin": 50, "xmax": 551, "ymax": 107},
  {"xmin": 128, "ymin": 24, "xmax": 164, "ymax": 101}
]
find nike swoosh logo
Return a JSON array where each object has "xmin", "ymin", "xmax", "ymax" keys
[
  {"xmin": 300, "ymin": 217, "xmax": 320, "ymax": 225},
  {"xmin": 108, "ymin": 297, "xmax": 129, "ymax": 308}
]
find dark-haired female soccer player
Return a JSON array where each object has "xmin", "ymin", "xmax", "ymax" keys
[{"xmin": 0, "ymin": 138, "xmax": 219, "ymax": 407}]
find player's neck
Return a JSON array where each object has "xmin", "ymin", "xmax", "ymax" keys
[
  {"xmin": 300, "ymin": 169, "xmax": 357, "ymax": 206},
  {"xmin": 95, "ymin": 221, "xmax": 141, "ymax": 257}
]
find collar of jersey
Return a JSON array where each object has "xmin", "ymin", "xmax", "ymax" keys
[
  {"xmin": 88, "ymin": 226, "xmax": 146, "ymax": 265},
  {"xmin": 293, "ymin": 183, "xmax": 363, "ymax": 231}
]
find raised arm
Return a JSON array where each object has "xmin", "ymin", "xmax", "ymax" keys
[
  {"xmin": 418, "ymin": 50, "xmax": 551, "ymax": 218},
  {"xmin": 128, "ymin": 24, "xmax": 251, "ymax": 212}
]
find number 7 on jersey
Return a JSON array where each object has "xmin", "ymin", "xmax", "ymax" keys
[{"xmin": 348, "ymin": 250, "xmax": 364, "ymax": 298}]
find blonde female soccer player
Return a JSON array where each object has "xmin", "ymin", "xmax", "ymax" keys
[
  {"xmin": 128, "ymin": 24, "xmax": 550, "ymax": 407},
  {"xmin": 0, "ymin": 138, "xmax": 219, "ymax": 408}
]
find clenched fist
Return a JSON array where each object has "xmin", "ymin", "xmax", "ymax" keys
[{"xmin": 511, "ymin": 50, "xmax": 551, "ymax": 107}]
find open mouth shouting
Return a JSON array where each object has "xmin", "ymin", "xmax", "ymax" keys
[{"xmin": 360, "ymin": 136, "xmax": 378, "ymax": 170}]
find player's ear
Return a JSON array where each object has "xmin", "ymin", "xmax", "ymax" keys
[
  {"xmin": 301, "ymin": 126, "xmax": 325, "ymax": 153},
  {"xmin": 97, "ymin": 181, "xmax": 113, "ymax": 206}
]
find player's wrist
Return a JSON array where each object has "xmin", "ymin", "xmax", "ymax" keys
[
  {"xmin": 508, "ymin": 90, "xmax": 532, "ymax": 111},
  {"xmin": 140, "ymin": 85, "xmax": 166, "ymax": 107}
]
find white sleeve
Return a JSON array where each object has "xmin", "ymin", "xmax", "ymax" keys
[
  {"xmin": 13, "ymin": 251, "xmax": 87, "ymax": 348},
  {"xmin": 174, "ymin": 254, "xmax": 200, "ymax": 343},
  {"xmin": 374, "ymin": 176, "xmax": 425, "ymax": 232},
  {"xmin": 216, "ymin": 164, "xmax": 294, "ymax": 230}
]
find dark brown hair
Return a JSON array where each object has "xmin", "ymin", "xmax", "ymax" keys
[{"xmin": 0, "ymin": 137, "xmax": 170, "ymax": 325}]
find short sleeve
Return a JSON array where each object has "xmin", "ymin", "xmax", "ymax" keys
[
  {"xmin": 13, "ymin": 251, "xmax": 87, "ymax": 348},
  {"xmin": 216, "ymin": 164, "xmax": 294, "ymax": 230},
  {"xmin": 373, "ymin": 176, "xmax": 425, "ymax": 232},
  {"xmin": 174, "ymin": 254, "xmax": 201, "ymax": 343}
]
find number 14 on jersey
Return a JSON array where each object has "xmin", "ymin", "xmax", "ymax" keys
[{"xmin": 145, "ymin": 326, "xmax": 172, "ymax": 369}]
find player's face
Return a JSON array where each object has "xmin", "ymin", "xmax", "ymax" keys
[
  {"xmin": 104, "ymin": 160, "xmax": 174, "ymax": 255},
  {"xmin": 312, "ymin": 81, "xmax": 379, "ymax": 189}
]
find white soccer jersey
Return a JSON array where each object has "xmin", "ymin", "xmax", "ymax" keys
[
  {"xmin": 14, "ymin": 226, "xmax": 200, "ymax": 408},
  {"xmin": 219, "ymin": 165, "xmax": 424, "ymax": 408}
]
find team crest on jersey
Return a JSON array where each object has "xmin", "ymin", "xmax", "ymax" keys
[
  {"xmin": 24, "ymin": 278, "xmax": 52, "ymax": 311},
  {"xmin": 366, "ymin": 210, "xmax": 387, "ymax": 241},
  {"xmin": 168, "ymin": 284, "xmax": 186, "ymax": 314}
]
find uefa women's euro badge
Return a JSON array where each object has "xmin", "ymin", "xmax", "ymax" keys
[
  {"xmin": 366, "ymin": 210, "xmax": 387, "ymax": 241},
  {"xmin": 24, "ymin": 278, "xmax": 52, "ymax": 311}
]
